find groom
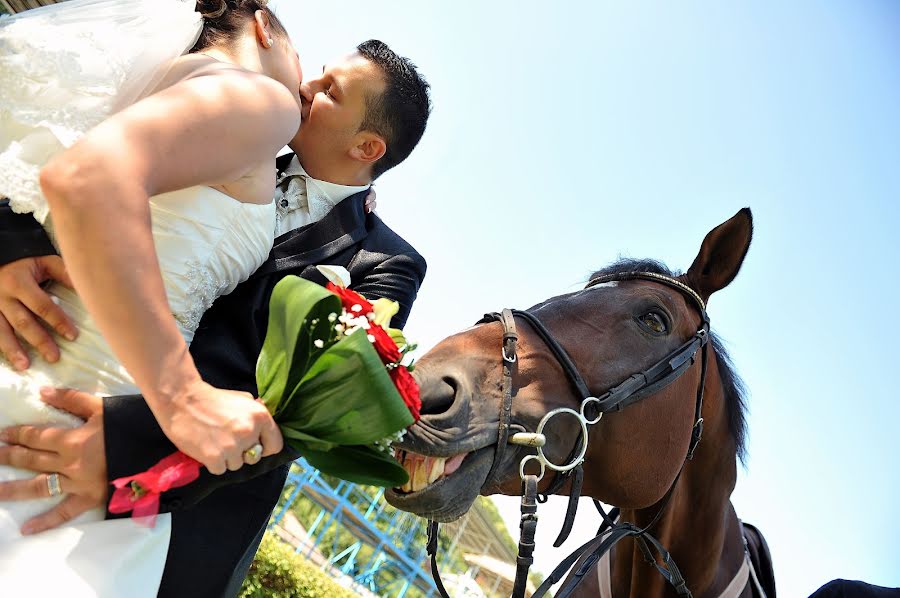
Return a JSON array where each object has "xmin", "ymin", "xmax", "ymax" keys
[{"xmin": 0, "ymin": 40, "xmax": 431, "ymax": 597}]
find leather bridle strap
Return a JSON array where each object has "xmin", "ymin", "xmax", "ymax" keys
[
  {"xmin": 426, "ymin": 520, "xmax": 450, "ymax": 598},
  {"xmin": 506, "ymin": 310, "xmax": 592, "ymax": 400},
  {"xmin": 512, "ymin": 475, "xmax": 539, "ymax": 598},
  {"xmin": 587, "ymin": 327, "xmax": 709, "ymax": 416},
  {"xmin": 483, "ymin": 308, "xmax": 519, "ymax": 486},
  {"xmin": 534, "ymin": 516, "xmax": 691, "ymax": 598}
]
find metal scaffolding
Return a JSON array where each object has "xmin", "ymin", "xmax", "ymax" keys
[{"xmin": 270, "ymin": 459, "xmax": 527, "ymax": 598}]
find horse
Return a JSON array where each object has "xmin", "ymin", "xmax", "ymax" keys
[{"xmin": 385, "ymin": 209, "xmax": 776, "ymax": 597}]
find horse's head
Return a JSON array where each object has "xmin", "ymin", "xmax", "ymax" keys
[{"xmin": 386, "ymin": 209, "xmax": 752, "ymax": 522}]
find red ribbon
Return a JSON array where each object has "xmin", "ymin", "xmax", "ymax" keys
[{"xmin": 108, "ymin": 451, "xmax": 201, "ymax": 526}]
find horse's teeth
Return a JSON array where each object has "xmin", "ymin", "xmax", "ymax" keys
[
  {"xmin": 427, "ymin": 457, "xmax": 446, "ymax": 484},
  {"xmin": 412, "ymin": 459, "xmax": 428, "ymax": 491},
  {"xmin": 396, "ymin": 454, "xmax": 450, "ymax": 493}
]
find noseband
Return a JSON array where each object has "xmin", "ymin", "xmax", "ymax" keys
[{"xmin": 426, "ymin": 272, "xmax": 712, "ymax": 598}]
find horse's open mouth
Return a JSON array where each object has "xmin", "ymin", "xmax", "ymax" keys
[
  {"xmin": 392, "ymin": 449, "xmax": 469, "ymax": 494},
  {"xmin": 385, "ymin": 446, "xmax": 495, "ymax": 521}
]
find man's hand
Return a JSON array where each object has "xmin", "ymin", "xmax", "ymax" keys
[
  {"xmin": 158, "ymin": 381, "xmax": 283, "ymax": 475},
  {"xmin": 0, "ymin": 256, "xmax": 78, "ymax": 369},
  {"xmin": 0, "ymin": 388, "xmax": 107, "ymax": 535}
]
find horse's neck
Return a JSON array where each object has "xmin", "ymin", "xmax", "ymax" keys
[{"xmin": 609, "ymin": 447, "xmax": 747, "ymax": 598}]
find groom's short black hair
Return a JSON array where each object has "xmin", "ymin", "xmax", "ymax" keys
[{"xmin": 356, "ymin": 40, "xmax": 432, "ymax": 180}]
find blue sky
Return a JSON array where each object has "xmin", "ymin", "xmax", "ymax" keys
[{"xmin": 273, "ymin": 1, "xmax": 900, "ymax": 595}]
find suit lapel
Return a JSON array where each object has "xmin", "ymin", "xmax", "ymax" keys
[
  {"xmin": 275, "ymin": 152, "xmax": 295, "ymax": 175},
  {"xmin": 252, "ymin": 189, "xmax": 370, "ymax": 279}
]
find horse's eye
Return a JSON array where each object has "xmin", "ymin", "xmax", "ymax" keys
[{"xmin": 638, "ymin": 312, "xmax": 667, "ymax": 334}]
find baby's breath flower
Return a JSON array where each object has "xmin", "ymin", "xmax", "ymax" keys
[{"xmin": 373, "ymin": 429, "xmax": 408, "ymax": 454}]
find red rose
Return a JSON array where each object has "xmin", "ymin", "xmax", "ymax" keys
[
  {"xmin": 369, "ymin": 324, "xmax": 402, "ymax": 364},
  {"xmin": 326, "ymin": 282, "xmax": 373, "ymax": 316},
  {"xmin": 390, "ymin": 366, "xmax": 421, "ymax": 421}
]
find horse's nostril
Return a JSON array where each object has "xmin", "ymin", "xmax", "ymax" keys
[{"xmin": 419, "ymin": 375, "xmax": 459, "ymax": 416}]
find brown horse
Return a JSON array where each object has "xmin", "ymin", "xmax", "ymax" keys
[{"xmin": 386, "ymin": 209, "xmax": 775, "ymax": 597}]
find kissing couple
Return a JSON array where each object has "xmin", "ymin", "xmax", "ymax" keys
[{"xmin": 0, "ymin": 0, "xmax": 431, "ymax": 596}]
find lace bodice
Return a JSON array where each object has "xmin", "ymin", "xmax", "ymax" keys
[
  {"xmin": 135, "ymin": 187, "xmax": 275, "ymax": 341},
  {"xmin": 40, "ymin": 186, "xmax": 274, "ymax": 345},
  {"xmin": 0, "ymin": 186, "xmax": 274, "ymax": 401}
]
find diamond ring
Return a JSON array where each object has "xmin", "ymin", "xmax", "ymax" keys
[{"xmin": 46, "ymin": 473, "xmax": 63, "ymax": 497}]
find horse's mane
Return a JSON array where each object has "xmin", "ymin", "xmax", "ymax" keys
[{"xmin": 588, "ymin": 258, "xmax": 749, "ymax": 463}]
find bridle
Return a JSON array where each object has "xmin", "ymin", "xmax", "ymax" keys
[{"xmin": 426, "ymin": 272, "xmax": 712, "ymax": 598}]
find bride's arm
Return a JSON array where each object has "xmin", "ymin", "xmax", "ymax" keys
[{"xmin": 38, "ymin": 71, "xmax": 301, "ymax": 475}]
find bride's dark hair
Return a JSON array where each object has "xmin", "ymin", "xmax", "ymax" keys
[{"xmin": 191, "ymin": 0, "xmax": 288, "ymax": 53}]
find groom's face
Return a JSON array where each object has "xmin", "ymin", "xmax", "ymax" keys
[{"xmin": 289, "ymin": 53, "xmax": 386, "ymax": 179}]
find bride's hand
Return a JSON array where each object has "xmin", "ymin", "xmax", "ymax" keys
[{"xmin": 158, "ymin": 381, "xmax": 283, "ymax": 475}]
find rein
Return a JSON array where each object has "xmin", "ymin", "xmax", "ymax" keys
[{"xmin": 426, "ymin": 272, "xmax": 714, "ymax": 598}]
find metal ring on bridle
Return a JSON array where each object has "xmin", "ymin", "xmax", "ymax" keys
[
  {"xmin": 580, "ymin": 396, "xmax": 603, "ymax": 425},
  {"xmin": 519, "ymin": 454, "xmax": 545, "ymax": 481},
  {"xmin": 502, "ymin": 346, "xmax": 517, "ymax": 363},
  {"xmin": 534, "ymin": 407, "xmax": 588, "ymax": 473}
]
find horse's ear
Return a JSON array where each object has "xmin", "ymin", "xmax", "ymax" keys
[{"xmin": 685, "ymin": 208, "xmax": 753, "ymax": 303}]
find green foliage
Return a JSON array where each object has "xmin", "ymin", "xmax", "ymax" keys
[
  {"xmin": 255, "ymin": 275, "xmax": 412, "ymax": 487},
  {"xmin": 475, "ymin": 496, "xmax": 518, "ymax": 556},
  {"xmin": 239, "ymin": 533, "xmax": 359, "ymax": 598}
]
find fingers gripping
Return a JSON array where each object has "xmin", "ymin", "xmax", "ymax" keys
[{"xmin": 39, "ymin": 387, "xmax": 101, "ymax": 420}]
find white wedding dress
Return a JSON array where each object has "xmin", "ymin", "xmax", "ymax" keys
[{"xmin": 0, "ymin": 1, "xmax": 276, "ymax": 596}]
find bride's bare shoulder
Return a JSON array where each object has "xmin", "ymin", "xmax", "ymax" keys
[
  {"xmin": 150, "ymin": 54, "xmax": 247, "ymax": 94},
  {"xmin": 142, "ymin": 54, "xmax": 299, "ymax": 132}
]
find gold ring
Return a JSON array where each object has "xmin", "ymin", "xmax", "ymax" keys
[
  {"xmin": 46, "ymin": 473, "xmax": 62, "ymax": 497},
  {"xmin": 242, "ymin": 443, "xmax": 263, "ymax": 464}
]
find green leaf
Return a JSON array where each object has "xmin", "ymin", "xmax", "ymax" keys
[
  {"xmin": 387, "ymin": 327, "xmax": 407, "ymax": 348},
  {"xmin": 255, "ymin": 275, "xmax": 416, "ymax": 489},
  {"xmin": 277, "ymin": 329, "xmax": 414, "ymax": 446},
  {"xmin": 279, "ymin": 426, "xmax": 337, "ymax": 453},
  {"xmin": 256, "ymin": 276, "xmax": 341, "ymax": 416},
  {"xmin": 300, "ymin": 444, "xmax": 409, "ymax": 487}
]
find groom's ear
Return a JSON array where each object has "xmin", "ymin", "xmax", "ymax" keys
[{"xmin": 349, "ymin": 132, "xmax": 387, "ymax": 167}]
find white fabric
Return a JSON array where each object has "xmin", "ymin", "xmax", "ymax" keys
[
  {"xmin": 274, "ymin": 156, "xmax": 368, "ymax": 236},
  {"xmin": 0, "ymin": 187, "xmax": 274, "ymax": 598},
  {"xmin": 0, "ymin": 1, "xmax": 277, "ymax": 596},
  {"xmin": 0, "ymin": 0, "xmax": 202, "ymax": 223}
]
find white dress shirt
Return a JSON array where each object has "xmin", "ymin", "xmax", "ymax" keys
[{"xmin": 274, "ymin": 156, "xmax": 369, "ymax": 237}]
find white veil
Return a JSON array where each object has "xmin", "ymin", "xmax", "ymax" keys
[{"xmin": 0, "ymin": 0, "xmax": 204, "ymax": 222}]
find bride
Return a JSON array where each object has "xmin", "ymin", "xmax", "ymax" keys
[{"xmin": 0, "ymin": 0, "xmax": 302, "ymax": 594}]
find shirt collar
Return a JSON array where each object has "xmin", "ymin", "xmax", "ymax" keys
[{"xmin": 280, "ymin": 155, "xmax": 368, "ymax": 206}]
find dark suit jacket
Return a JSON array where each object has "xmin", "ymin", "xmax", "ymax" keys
[{"xmin": 0, "ymin": 154, "xmax": 426, "ymax": 597}]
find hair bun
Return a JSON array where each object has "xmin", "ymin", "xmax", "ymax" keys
[{"xmin": 197, "ymin": 0, "xmax": 227, "ymax": 19}]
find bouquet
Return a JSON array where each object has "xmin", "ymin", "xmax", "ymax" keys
[{"xmin": 109, "ymin": 267, "xmax": 420, "ymax": 521}]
